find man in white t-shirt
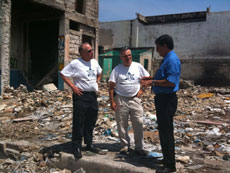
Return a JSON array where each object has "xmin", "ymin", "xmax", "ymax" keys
[
  {"xmin": 60, "ymin": 43, "xmax": 102, "ymax": 159},
  {"xmin": 109, "ymin": 47, "xmax": 150, "ymax": 156}
]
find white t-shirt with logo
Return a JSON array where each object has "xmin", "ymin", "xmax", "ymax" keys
[
  {"xmin": 109, "ymin": 62, "xmax": 150, "ymax": 97},
  {"xmin": 61, "ymin": 58, "xmax": 102, "ymax": 92}
]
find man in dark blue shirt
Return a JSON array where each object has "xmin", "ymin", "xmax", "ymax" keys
[{"xmin": 142, "ymin": 34, "xmax": 181, "ymax": 173}]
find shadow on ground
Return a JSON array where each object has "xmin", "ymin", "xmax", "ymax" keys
[{"xmin": 40, "ymin": 142, "xmax": 161, "ymax": 171}]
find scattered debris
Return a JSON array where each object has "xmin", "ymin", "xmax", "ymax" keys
[
  {"xmin": 0, "ymin": 82, "xmax": 230, "ymax": 172},
  {"xmin": 196, "ymin": 120, "xmax": 224, "ymax": 126}
]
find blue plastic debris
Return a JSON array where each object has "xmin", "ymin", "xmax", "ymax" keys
[
  {"xmin": 104, "ymin": 129, "xmax": 112, "ymax": 136},
  {"xmin": 41, "ymin": 134, "xmax": 57, "ymax": 141},
  {"xmin": 194, "ymin": 138, "xmax": 201, "ymax": 143},
  {"xmin": 65, "ymin": 133, "xmax": 72, "ymax": 139},
  {"xmin": 146, "ymin": 152, "xmax": 163, "ymax": 158}
]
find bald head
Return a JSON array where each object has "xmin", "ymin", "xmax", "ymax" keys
[{"xmin": 79, "ymin": 43, "xmax": 93, "ymax": 61}]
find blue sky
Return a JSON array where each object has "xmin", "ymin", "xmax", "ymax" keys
[{"xmin": 99, "ymin": 0, "xmax": 230, "ymax": 22}]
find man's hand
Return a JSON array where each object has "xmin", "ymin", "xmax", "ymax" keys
[
  {"xmin": 142, "ymin": 76, "xmax": 153, "ymax": 80},
  {"xmin": 141, "ymin": 76, "xmax": 153, "ymax": 87},
  {"xmin": 72, "ymin": 86, "xmax": 83, "ymax": 96},
  {"xmin": 110, "ymin": 101, "xmax": 117, "ymax": 111},
  {"xmin": 60, "ymin": 74, "xmax": 84, "ymax": 96},
  {"xmin": 109, "ymin": 82, "xmax": 117, "ymax": 111},
  {"xmin": 136, "ymin": 89, "xmax": 144, "ymax": 98},
  {"xmin": 97, "ymin": 74, "xmax": 102, "ymax": 83}
]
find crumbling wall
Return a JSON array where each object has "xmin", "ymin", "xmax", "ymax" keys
[
  {"xmin": 99, "ymin": 21, "xmax": 131, "ymax": 49},
  {"xmin": 69, "ymin": 30, "xmax": 81, "ymax": 60},
  {"xmin": 31, "ymin": 0, "xmax": 98, "ymax": 20},
  {"xmin": 135, "ymin": 12, "xmax": 230, "ymax": 60},
  {"xmin": 151, "ymin": 58, "xmax": 230, "ymax": 86},
  {"xmin": 32, "ymin": 0, "xmax": 65, "ymax": 10},
  {"xmin": 99, "ymin": 11, "xmax": 230, "ymax": 59},
  {"xmin": 181, "ymin": 59, "xmax": 230, "ymax": 86},
  {"xmin": 85, "ymin": 0, "xmax": 98, "ymax": 19},
  {"xmin": 99, "ymin": 11, "xmax": 230, "ymax": 86},
  {"xmin": 139, "ymin": 51, "xmax": 153, "ymax": 74},
  {"xmin": 65, "ymin": 0, "xmax": 99, "ymax": 62},
  {"xmin": 0, "ymin": 0, "xmax": 99, "ymax": 92}
]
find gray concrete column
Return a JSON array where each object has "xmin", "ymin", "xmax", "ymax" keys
[
  {"xmin": 58, "ymin": 13, "xmax": 65, "ymax": 90},
  {"xmin": 1, "ymin": 0, "xmax": 11, "ymax": 94}
]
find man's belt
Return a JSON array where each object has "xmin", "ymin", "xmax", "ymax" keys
[{"xmin": 82, "ymin": 91, "xmax": 96, "ymax": 95}]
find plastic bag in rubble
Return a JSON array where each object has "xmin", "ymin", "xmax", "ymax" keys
[
  {"xmin": 146, "ymin": 152, "xmax": 163, "ymax": 158},
  {"xmin": 145, "ymin": 112, "xmax": 157, "ymax": 121},
  {"xmin": 206, "ymin": 127, "xmax": 221, "ymax": 138}
]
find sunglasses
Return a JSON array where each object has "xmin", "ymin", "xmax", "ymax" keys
[{"xmin": 87, "ymin": 49, "xmax": 93, "ymax": 53}]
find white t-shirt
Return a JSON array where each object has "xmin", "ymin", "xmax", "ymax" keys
[
  {"xmin": 61, "ymin": 58, "xmax": 102, "ymax": 92},
  {"xmin": 109, "ymin": 62, "xmax": 150, "ymax": 97}
]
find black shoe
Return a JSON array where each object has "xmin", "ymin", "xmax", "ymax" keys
[
  {"xmin": 153, "ymin": 159, "xmax": 164, "ymax": 165},
  {"xmin": 73, "ymin": 148, "xmax": 82, "ymax": 159},
  {"xmin": 134, "ymin": 149, "xmax": 149, "ymax": 156},
  {"xmin": 86, "ymin": 144, "xmax": 100, "ymax": 153},
  {"xmin": 156, "ymin": 166, "xmax": 176, "ymax": 173}
]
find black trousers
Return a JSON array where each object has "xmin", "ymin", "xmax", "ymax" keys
[
  {"xmin": 155, "ymin": 93, "xmax": 177, "ymax": 169},
  {"xmin": 72, "ymin": 92, "xmax": 98, "ymax": 149}
]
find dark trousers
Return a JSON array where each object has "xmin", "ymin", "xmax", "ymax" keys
[
  {"xmin": 155, "ymin": 93, "xmax": 177, "ymax": 169},
  {"xmin": 72, "ymin": 92, "xmax": 98, "ymax": 149}
]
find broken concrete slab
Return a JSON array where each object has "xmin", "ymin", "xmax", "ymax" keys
[
  {"xmin": 42, "ymin": 83, "xmax": 57, "ymax": 92},
  {"xmin": 50, "ymin": 152, "xmax": 155, "ymax": 173}
]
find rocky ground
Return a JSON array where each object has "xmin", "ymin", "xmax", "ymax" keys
[{"xmin": 0, "ymin": 82, "xmax": 230, "ymax": 172}]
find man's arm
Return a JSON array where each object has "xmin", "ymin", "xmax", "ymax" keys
[
  {"xmin": 141, "ymin": 76, "xmax": 153, "ymax": 87},
  {"xmin": 141, "ymin": 77, "xmax": 175, "ymax": 87},
  {"xmin": 136, "ymin": 89, "xmax": 145, "ymax": 98},
  {"xmin": 97, "ymin": 73, "xmax": 102, "ymax": 83},
  {"xmin": 136, "ymin": 78, "xmax": 149, "ymax": 98},
  {"xmin": 153, "ymin": 79, "xmax": 175, "ymax": 87},
  {"xmin": 60, "ymin": 73, "xmax": 83, "ymax": 96},
  {"xmin": 109, "ymin": 81, "xmax": 116, "ymax": 111}
]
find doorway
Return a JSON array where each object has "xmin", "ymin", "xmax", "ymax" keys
[{"xmin": 29, "ymin": 20, "xmax": 59, "ymax": 88}]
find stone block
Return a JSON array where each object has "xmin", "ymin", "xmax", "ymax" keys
[{"xmin": 42, "ymin": 83, "xmax": 57, "ymax": 92}]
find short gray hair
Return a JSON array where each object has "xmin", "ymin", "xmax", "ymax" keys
[{"xmin": 78, "ymin": 42, "xmax": 90, "ymax": 53}]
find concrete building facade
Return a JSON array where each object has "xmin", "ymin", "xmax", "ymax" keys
[
  {"xmin": 0, "ymin": 0, "xmax": 99, "ymax": 93},
  {"xmin": 99, "ymin": 10, "xmax": 230, "ymax": 86}
]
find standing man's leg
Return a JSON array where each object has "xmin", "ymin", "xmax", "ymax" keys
[
  {"xmin": 155, "ymin": 94, "xmax": 177, "ymax": 170},
  {"xmin": 72, "ymin": 93, "xmax": 86, "ymax": 158},
  {"xmin": 84, "ymin": 93, "xmax": 98, "ymax": 147},
  {"xmin": 115, "ymin": 95, "xmax": 130, "ymax": 149},
  {"xmin": 130, "ymin": 97, "xmax": 144, "ymax": 151}
]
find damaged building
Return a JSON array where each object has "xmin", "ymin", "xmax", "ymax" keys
[
  {"xmin": 99, "ymin": 9, "xmax": 230, "ymax": 86},
  {"xmin": 0, "ymin": 0, "xmax": 99, "ymax": 94}
]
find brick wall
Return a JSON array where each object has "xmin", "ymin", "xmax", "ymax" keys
[
  {"xmin": 33, "ymin": 0, "xmax": 99, "ymax": 20},
  {"xmin": 69, "ymin": 30, "xmax": 81, "ymax": 60},
  {"xmin": 85, "ymin": 0, "xmax": 98, "ymax": 19}
]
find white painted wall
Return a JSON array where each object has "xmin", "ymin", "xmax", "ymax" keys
[
  {"xmin": 99, "ymin": 11, "xmax": 230, "ymax": 85},
  {"xmin": 99, "ymin": 20, "xmax": 131, "ymax": 49},
  {"xmin": 100, "ymin": 11, "xmax": 230, "ymax": 60}
]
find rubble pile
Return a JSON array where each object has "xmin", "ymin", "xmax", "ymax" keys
[{"xmin": 0, "ymin": 83, "xmax": 230, "ymax": 172}]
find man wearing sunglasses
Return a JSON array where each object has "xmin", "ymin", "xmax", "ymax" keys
[{"xmin": 60, "ymin": 42, "xmax": 102, "ymax": 159}]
